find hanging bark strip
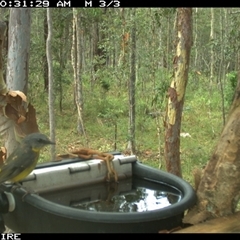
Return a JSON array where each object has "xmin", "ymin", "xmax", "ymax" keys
[{"xmin": 164, "ymin": 8, "xmax": 192, "ymax": 177}]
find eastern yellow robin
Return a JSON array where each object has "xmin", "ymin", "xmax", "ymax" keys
[{"xmin": 0, "ymin": 133, "xmax": 55, "ymax": 184}]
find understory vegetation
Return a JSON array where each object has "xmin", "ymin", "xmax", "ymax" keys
[
  {"xmin": 2, "ymin": 8, "xmax": 239, "ymax": 187},
  {"xmin": 31, "ymin": 70, "xmax": 233, "ymax": 186}
]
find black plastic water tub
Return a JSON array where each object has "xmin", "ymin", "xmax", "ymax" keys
[{"xmin": 0, "ymin": 154, "xmax": 196, "ymax": 233}]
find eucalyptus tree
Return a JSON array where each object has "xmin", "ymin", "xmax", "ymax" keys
[
  {"xmin": 184, "ymin": 65, "xmax": 240, "ymax": 225},
  {"xmin": 71, "ymin": 8, "xmax": 87, "ymax": 140},
  {"xmin": 5, "ymin": 9, "xmax": 31, "ymax": 155},
  {"xmin": 46, "ymin": 8, "xmax": 56, "ymax": 160},
  {"xmin": 164, "ymin": 8, "xmax": 192, "ymax": 177},
  {"xmin": 127, "ymin": 8, "xmax": 136, "ymax": 154}
]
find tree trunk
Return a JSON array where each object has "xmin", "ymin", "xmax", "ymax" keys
[
  {"xmin": 71, "ymin": 8, "xmax": 87, "ymax": 140},
  {"xmin": 0, "ymin": 21, "xmax": 9, "ymax": 142},
  {"xmin": 210, "ymin": 8, "xmax": 215, "ymax": 88},
  {"xmin": 194, "ymin": 8, "xmax": 198, "ymax": 70},
  {"xmin": 127, "ymin": 9, "xmax": 136, "ymax": 155},
  {"xmin": 118, "ymin": 8, "xmax": 129, "ymax": 67},
  {"xmin": 43, "ymin": 12, "xmax": 48, "ymax": 91},
  {"xmin": 218, "ymin": 8, "xmax": 226, "ymax": 126},
  {"xmin": 185, "ymin": 67, "xmax": 240, "ymax": 224},
  {"xmin": 0, "ymin": 21, "xmax": 6, "ymax": 94},
  {"xmin": 0, "ymin": 18, "xmax": 39, "ymax": 161},
  {"xmin": 164, "ymin": 8, "xmax": 192, "ymax": 177},
  {"xmin": 7, "ymin": 9, "xmax": 31, "ymax": 94},
  {"xmin": 46, "ymin": 8, "xmax": 56, "ymax": 160},
  {"xmin": 93, "ymin": 9, "xmax": 107, "ymax": 72},
  {"xmin": 6, "ymin": 9, "xmax": 31, "ymax": 156},
  {"xmin": 166, "ymin": 12, "xmax": 171, "ymax": 70}
]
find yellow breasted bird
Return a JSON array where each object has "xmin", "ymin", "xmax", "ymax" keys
[{"xmin": 0, "ymin": 133, "xmax": 55, "ymax": 184}]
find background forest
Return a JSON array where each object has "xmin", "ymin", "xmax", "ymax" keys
[{"xmin": 1, "ymin": 8, "xmax": 239, "ymax": 186}]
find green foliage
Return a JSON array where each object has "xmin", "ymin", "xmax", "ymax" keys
[
  {"xmin": 151, "ymin": 70, "xmax": 170, "ymax": 108},
  {"xmin": 14, "ymin": 8, "xmax": 238, "ymax": 189},
  {"xmin": 225, "ymin": 71, "xmax": 238, "ymax": 106},
  {"xmin": 29, "ymin": 69, "xmax": 224, "ymax": 189},
  {"xmin": 94, "ymin": 96, "xmax": 126, "ymax": 122}
]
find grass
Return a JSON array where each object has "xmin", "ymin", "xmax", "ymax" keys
[{"xmin": 9, "ymin": 73, "xmax": 226, "ymax": 188}]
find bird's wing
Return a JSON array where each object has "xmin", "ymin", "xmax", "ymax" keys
[
  {"xmin": 0, "ymin": 146, "xmax": 38, "ymax": 184},
  {"xmin": 0, "ymin": 164, "xmax": 21, "ymax": 184}
]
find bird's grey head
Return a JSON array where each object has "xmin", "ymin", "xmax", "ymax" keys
[{"xmin": 22, "ymin": 133, "xmax": 55, "ymax": 149}]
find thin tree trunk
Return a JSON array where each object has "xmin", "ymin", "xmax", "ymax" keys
[
  {"xmin": 164, "ymin": 8, "xmax": 192, "ymax": 178},
  {"xmin": 127, "ymin": 9, "xmax": 136, "ymax": 155},
  {"xmin": 194, "ymin": 8, "xmax": 198, "ymax": 70},
  {"xmin": 93, "ymin": 9, "xmax": 107, "ymax": 72},
  {"xmin": 43, "ymin": 12, "xmax": 48, "ymax": 91},
  {"xmin": 166, "ymin": 12, "xmax": 171, "ymax": 70},
  {"xmin": 210, "ymin": 8, "xmax": 215, "ymax": 89},
  {"xmin": 46, "ymin": 8, "xmax": 56, "ymax": 160},
  {"xmin": 218, "ymin": 8, "xmax": 226, "ymax": 126},
  {"xmin": 71, "ymin": 8, "xmax": 87, "ymax": 141}
]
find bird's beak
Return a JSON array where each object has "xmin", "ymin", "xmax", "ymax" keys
[{"xmin": 46, "ymin": 140, "xmax": 55, "ymax": 145}]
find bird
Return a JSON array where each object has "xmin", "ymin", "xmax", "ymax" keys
[{"xmin": 0, "ymin": 133, "xmax": 55, "ymax": 184}]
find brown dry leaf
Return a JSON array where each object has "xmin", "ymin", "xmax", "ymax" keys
[
  {"xmin": 17, "ymin": 115, "xmax": 26, "ymax": 124},
  {"xmin": 4, "ymin": 91, "xmax": 28, "ymax": 123},
  {"xmin": 145, "ymin": 150, "xmax": 152, "ymax": 155},
  {"xmin": 4, "ymin": 103, "xmax": 21, "ymax": 122},
  {"xmin": 0, "ymin": 91, "xmax": 39, "ymax": 140},
  {"xmin": 14, "ymin": 103, "xmax": 39, "ymax": 138},
  {"xmin": 7, "ymin": 90, "xmax": 27, "ymax": 102}
]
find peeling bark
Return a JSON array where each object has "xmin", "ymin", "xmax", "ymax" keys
[
  {"xmin": 5, "ymin": 9, "xmax": 31, "ymax": 156},
  {"xmin": 164, "ymin": 8, "xmax": 192, "ymax": 177},
  {"xmin": 184, "ymin": 69, "xmax": 240, "ymax": 225}
]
